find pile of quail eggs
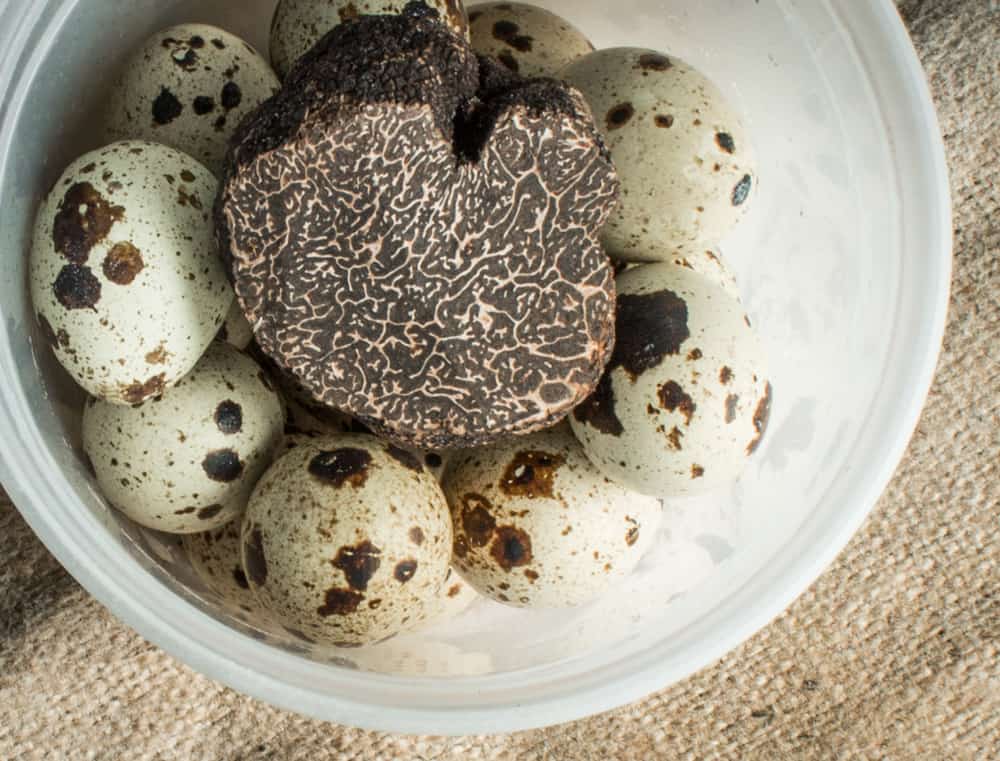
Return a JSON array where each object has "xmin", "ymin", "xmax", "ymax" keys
[{"xmin": 29, "ymin": 0, "xmax": 770, "ymax": 648}]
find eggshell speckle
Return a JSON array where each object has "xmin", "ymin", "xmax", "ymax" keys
[
  {"xmin": 468, "ymin": 2, "xmax": 593, "ymax": 77},
  {"xmin": 562, "ymin": 47, "xmax": 757, "ymax": 261},
  {"xmin": 570, "ymin": 263, "xmax": 771, "ymax": 497},
  {"xmin": 104, "ymin": 24, "xmax": 279, "ymax": 175},
  {"xmin": 241, "ymin": 434, "xmax": 453, "ymax": 646},
  {"xmin": 83, "ymin": 342, "xmax": 286, "ymax": 533},
  {"xmin": 270, "ymin": 0, "xmax": 471, "ymax": 80},
  {"xmin": 444, "ymin": 426, "xmax": 662, "ymax": 608},
  {"xmin": 31, "ymin": 141, "xmax": 231, "ymax": 404}
]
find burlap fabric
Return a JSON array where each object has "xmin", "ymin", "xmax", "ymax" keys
[{"xmin": 1, "ymin": 0, "xmax": 996, "ymax": 757}]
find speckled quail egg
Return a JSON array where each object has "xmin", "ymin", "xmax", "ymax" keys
[
  {"xmin": 467, "ymin": 2, "xmax": 593, "ymax": 77},
  {"xmin": 443, "ymin": 425, "xmax": 662, "ymax": 608},
  {"xmin": 570, "ymin": 263, "xmax": 772, "ymax": 497},
  {"xmin": 30, "ymin": 141, "xmax": 231, "ymax": 405},
  {"xmin": 562, "ymin": 48, "xmax": 757, "ymax": 261},
  {"xmin": 217, "ymin": 301, "xmax": 254, "ymax": 350},
  {"xmin": 183, "ymin": 517, "xmax": 275, "ymax": 622},
  {"xmin": 104, "ymin": 24, "xmax": 279, "ymax": 175},
  {"xmin": 270, "ymin": 0, "xmax": 471, "ymax": 79},
  {"xmin": 83, "ymin": 342, "xmax": 285, "ymax": 533},
  {"xmin": 241, "ymin": 434, "xmax": 453, "ymax": 646}
]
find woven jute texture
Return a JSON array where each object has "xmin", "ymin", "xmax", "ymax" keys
[{"xmin": 1, "ymin": 1, "xmax": 996, "ymax": 758}]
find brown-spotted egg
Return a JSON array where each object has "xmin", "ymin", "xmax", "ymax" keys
[
  {"xmin": 241, "ymin": 434, "xmax": 453, "ymax": 646},
  {"xmin": 30, "ymin": 141, "xmax": 231, "ymax": 405},
  {"xmin": 82, "ymin": 342, "xmax": 285, "ymax": 533},
  {"xmin": 562, "ymin": 48, "xmax": 757, "ymax": 261},
  {"xmin": 468, "ymin": 2, "xmax": 594, "ymax": 77},
  {"xmin": 443, "ymin": 425, "xmax": 662, "ymax": 608},
  {"xmin": 104, "ymin": 24, "xmax": 279, "ymax": 175},
  {"xmin": 570, "ymin": 262, "xmax": 772, "ymax": 497}
]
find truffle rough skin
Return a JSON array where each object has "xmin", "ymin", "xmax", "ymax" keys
[{"xmin": 217, "ymin": 5, "xmax": 620, "ymax": 449}]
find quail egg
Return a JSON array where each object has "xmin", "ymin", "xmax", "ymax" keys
[
  {"xmin": 83, "ymin": 342, "xmax": 286, "ymax": 533},
  {"xmin": 570, "ymin": 263, "xmax": 772, "ymax": 497},
  {"xmin": 30, "ymin": 141, "xmax": 231, "ymax": 405},
  {"xmin": 468, "ymin": 2, "xmax": 593, "ymax": 77},
  {"xmin": 562, "ymin": 47, "xmax": 757, "ymax": 261},
  {"xmin": 443, "ymin": 425, "xmax": 662, "ymax": 608},
  {"xmin": 241, "ymin": 434, "xmax": 453, "ymax": 646},
  {"xmin": 270, "ymin": 0, "xmax": 471, "ymax": 79},
  {"xmin": 104, "ymin": 24, "xmax": 279, "ymax": 175}
]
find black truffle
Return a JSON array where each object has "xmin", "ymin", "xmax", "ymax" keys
[{"xmin": 216, "ymin": 3, "xmax": 619, "ymax": 449}]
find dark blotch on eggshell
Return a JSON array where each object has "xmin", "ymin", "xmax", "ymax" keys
[
  {"xmin": 386, "ymin": 444, "xmax": 422, "ymax": 472},
  {"xmin": 691, "ymin": 464, "xmax": 705, "ymax": 479},
  {"xmin": 461, "ymin": 494, "xmax": 496, "ymax": 547},
  {"xmin": 214, "ymin": 400, "xmax": 243, "ymax": 435},
  {"xmin": 626, "ymin": 525, "xmax": 640, "ymax": 546},
  {"xmin": 332, "ymin": 540, "xmax": 382, "ymax": 591},
  {"xmin": 317, "ymin": 587, "xmax": 363, "ymax": 616},
  {"xmin": 638, "ymin": 53, "xmax": 672, "ymax": 71},
  {"xmin": 409, "ymin": 526, "xmax": 425, "ymax": 545},
  {"xmin": 500, "ymin": 450, "xmax": 564, "ymax": 499},
  {"xmin": 732, "ymin": 174, "xmax": 753, "ymax": 206},
  {"xmin": 202, "ymin": 449, "xmax": 244, "ymax": 482},
  {"xmin": 606, "ymin": 103, "xmax": 635, "ymax": 130},
  {"xmin": 492, "ymin": 20, "xmax": 533, "ymax": 52},
  {"xmin": 716, "ymin": 132, "xmax": 736, "ymax": 154},
  {"xmin": 658, "ymin": 380, "xmax": 696, "ymax": 425},
  {"xmin": 747, "ymin": 382, "xmax": 773, "ymax": 454},
  {"xmin": 152, "ymin": 87, "xmax": 184, "ymax": 125},
  {"xmin": 102, "ymin": 241, "xmax": 144, "ymax": 285},
  {"xmin": 496, "ymin": 50, "xmax": 520, "ymax": 73},
  {"xmin": 720, "ymin": 366, "xmax": 734, "ymax": 384},
  {"xmin": 220, "ymin": 81, "xmax": 242, "ymax": 110},
  {"xmin": 424, "ymin": 452, "xmax": 443, "ymax": 468},
  {"xmin": 52, "ymin": 182, "xmax": 124, "ymax": 264},
  {"xmin": 654, "ymin": 114, "xmax": 674, "ymax": 128},
  {"xmin": 394, "ymin": 560, "xmax": 418, "ymax": 583},
  {"xmin": 490, "ymin": 526, "xmax": 532, "ymax": 571},
  {"xmin": 244, "ymin": 526, "xmax": 268, "ymax": 585},
  {"xmin": 121, "ymin": 373, "xmax": 166, "ymax": 404},
  {"xmin": 308, "ymin": 448, "xmax": 371, "ymax": 488},
  {"xmin": 53, "ymin": 264, "xmax": 101, "ymax": 310},
  {"xmin": 573, "ymin": 373, "xmax": 623, "ymax": 436},
  {"xmin": 198, "ymin": 503, "xmax": 225, "ymax": 520}
]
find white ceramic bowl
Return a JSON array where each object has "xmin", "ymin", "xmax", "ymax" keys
[{"xmin": 0, "ymin": 0, "xmax": 950, "ymax": 734}]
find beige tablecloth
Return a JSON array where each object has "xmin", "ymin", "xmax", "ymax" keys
[{"xmin": 1, "ymin": 1, "xmax": 997, "ymax": 758}]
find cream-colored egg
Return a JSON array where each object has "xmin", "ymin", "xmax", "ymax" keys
[
  {"xmin": 241, "ymin": 434, "xmax": 453, "ymax": 646},
  {"xmin": 83, "ymin": 342, "xmax": 285, "ymax": 533},
  {"xmin": 570, "ymin": 263, "xmax": 771, "ymax": 497},
  {"xmin": 468, "ymin": 2, "xmax": 593, "ymax": 77},
  {"xmin": 104, "ymin": 24, "xmax": 279, "ymax": 175},
  {"xmin": 443, "ymin": 426, "xmax": 662, "ymax": 608},
  {"xmin": 562, "ymin": 48, "xmax": 757, "ymax": 261},
  {"xmin": 270, "ymin": 0, "xmax": 471, "ymax": 79},
  {"xmin": 30, "ymin": 141, "xmax": 231, "ymax": 404}
]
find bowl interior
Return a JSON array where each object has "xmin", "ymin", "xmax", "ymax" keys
[{"xmin": 0, "ymin": 0, "xmax": 948, "ymax": 728}]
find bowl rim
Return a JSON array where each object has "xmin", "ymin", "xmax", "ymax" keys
[{"xmin": 0, "ymin": 0, "xmax": 952, "ymax": 735}]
